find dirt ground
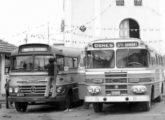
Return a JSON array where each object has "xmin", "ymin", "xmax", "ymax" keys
[{"xmin": 0, "ymin": 98, "xmax": 165, "ymax": 120}]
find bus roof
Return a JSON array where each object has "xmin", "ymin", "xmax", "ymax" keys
[
  {"xmin": 86, "ymin": 38, "xmax": 161, "ymax": 55},
  {"xmin": 88, "ymin": 38, "xmax": 141, "ymax": 43},
  {"xmin": 11, "ymin": 43, "xmax": 83, "ymax": 57},
  {"xmin": 51, "ymin": 45, "xmax": 83, "ymax": 57}
]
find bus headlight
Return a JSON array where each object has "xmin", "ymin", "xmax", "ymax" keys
[
  {"xmin": 87, "ymin": 86, "xmax": 101, "ymax": 95},
  {"xmin": 56, "ymin": 86, "xmax": 65, "ymax": 94},
  {"xmin": 14, "ymin": 87, "xmax": 19, "ymax": 93},
  {"xmin": 9, "ymin": 87, "xmax": 13, "ymax": 93},
  {"xmin": 9, "ymin": 87, "xmax": 20, "ymax": 93},
  {"xmin": 131, "ymin": 85, "xmax": 147, "ymax": 94}
]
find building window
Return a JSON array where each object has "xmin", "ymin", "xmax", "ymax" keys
[
  {"xmin": 116, "ymin": 0, "xmax": 124, "ymax": 6},
  {"xmin": 134, "ymin": 0, "xmax": 142, "ymax": 6}
]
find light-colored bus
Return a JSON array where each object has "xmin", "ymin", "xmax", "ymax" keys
[
  {"xmin": 84, "ymin": 38, "xmax": 164, "ymax": 112},
  {"xmin": 7, "ymin": 43, "xmax": 85, "ymax": 112}
]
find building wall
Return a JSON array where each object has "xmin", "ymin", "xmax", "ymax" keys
[
  {"xmin": 0, "ymin": 54, "xmax": 6, "ymax": 94},
  {"xmin": 0, "ymin": 55, "xmax": 1, "ymax": 93},
  {"xmin": 64, "ymin": 0, "xmax": 161, "ymax": 53},
  {"xmin": 64, "ymin": 0, "xmax": 95, "ymax": 47}
]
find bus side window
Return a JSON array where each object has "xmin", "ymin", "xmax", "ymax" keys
[
  {"xmin": 23, "ymin": 63, "xmax": 27, "ymax": 69},
  {"xmin": 65, "ymin": 57, "xmax": 73, "ymax": 69},
  {"xmin": 87, "ymin": 53, "xmax": 93, "ymax": 68},
  {"xmin": 73, "ymin": 58, "xmax": 78, "ymax": 68},
  {"xmin": 56, "ymin": 57, "xmax": 64, "ymax": 71},
  {"xmin": 64, "ymin": 57, "xmax": 78, "ymax": 69}
]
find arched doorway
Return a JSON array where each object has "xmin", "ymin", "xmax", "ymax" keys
[{"xmin": 119, "ymin": 18, "xmax": 140, "ymax": 38}]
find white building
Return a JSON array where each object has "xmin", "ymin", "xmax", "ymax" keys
[
  {"xmin": 62, "ymin": 0, "xmax": 162, "ymax": 53},
  {"xmin": 0, "ymin": 40, "xmax": 16, "ymax": 96}
]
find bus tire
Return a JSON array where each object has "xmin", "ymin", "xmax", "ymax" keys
[
  {"xmin": 142, "ymin": 101, "xmax": 151, "ymax": 111},
  {"xmin": 15, "ymin": 102, "xmax": 28, "ymax": 112},
  {"xmin": 142, "ymin": 87, "xmax": 153, "ymax": 111},
  {"xmin": 151, "ymin": 86, "xmax": 154, "ymax": 102},
  {"xmin": 157, "ymin": 94, "xmax": 163, "ymax": 102},
  {"xmin": 157, "ymin": 84, "xmax": 163, "ymax": 102},
  {"xmin": 93, "ymin": 103, "xmax": 103, "ymax": 113}
]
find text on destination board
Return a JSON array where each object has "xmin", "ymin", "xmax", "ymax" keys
[
  {"xmin": 93, "ymin": 43, "xmax": 114, "ymax": 48},
  {"xmin": 116, "ymin": 42, "xmax": 138, "ymax": 47},
  {"xmin": 21, "ymin": 47, "xmax": 48, "ymax": 52}
]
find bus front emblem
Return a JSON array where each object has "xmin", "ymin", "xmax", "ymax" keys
[
  {"xmin": 31, "ymin": 86, "xmax": 36, "ymax": 93},
  {"xmin": 115, "ymin": 85, "xmax": 119, "ymax": 89}
]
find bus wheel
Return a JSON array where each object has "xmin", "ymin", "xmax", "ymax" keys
[
  {"xmin": 157, "ymin": 94, "xmax": 163, "ymax": 102},
  {"xmin": 93, "ymin": 103, "xmax": 103, "ymax": 112},
  {"xmin": 58, "ymin": 94, "xmax": 71, "ymax": 110},
  {"xmin": 157, "ymin": 85, "xmax": 163, "ymax": 102},
  {"xmin": 142, "ymin": 101, "xmax": 151, "ymax": 111},
  {"xmin": 15, "ymin": 102, "xmax": 28, "ymax": 112}
]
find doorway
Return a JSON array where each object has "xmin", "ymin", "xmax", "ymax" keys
[{"xmin": 119, "ymin": 18, "xmax": 140, "ymax": 38}]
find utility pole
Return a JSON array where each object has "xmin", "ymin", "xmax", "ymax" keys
[
  {"xmin": 47, "ymin": 22, "xmax": 50, "ymax": 45},
  {"xmin": 62, "ymin": 0, "xmax": 65, "ymax": 45},
  {"xmin": 24, "ymin": 31, "xmax": 28, "ymax": 44},
  {"xmin": 24, "ymin": 26, "xmax": 30, "ymax": 44}
]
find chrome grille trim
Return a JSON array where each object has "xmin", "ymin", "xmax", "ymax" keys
[
  {"xmin": 105, "ymin": 72, "xmax": 128, "ymax": 95},
  {"xmin": 19, "ymin": 85, "xmax": 46, "ymax": 96}
]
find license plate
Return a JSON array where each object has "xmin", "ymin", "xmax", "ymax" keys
[
  {"xmin": 17, "ymin": 93, "xmax": 24, "ymax": 96},
  {"xmin": 111, "ymin": 91, "xmax": 120, "ymax": 95}
]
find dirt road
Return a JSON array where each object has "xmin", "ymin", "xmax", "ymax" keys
[{"xmin": 1, "ymin": 98, "xmax": 165, "ymax": 120}]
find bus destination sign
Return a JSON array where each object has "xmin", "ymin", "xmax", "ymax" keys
[
  {"xmin": 93, "ymin": 43, "xmax": 114, "ymax": 48},
  {"xmin": 20, "ymin": 47, "xmax": 48, "ymax": 52},
  {"xmin": 117, "ymin": 42, "xmax": 138, "ymax": 47}
]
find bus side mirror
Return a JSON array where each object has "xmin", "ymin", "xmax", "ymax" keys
[{"xmin": 5, "ymin": 67, "xmax": 10, "ymax": 74}]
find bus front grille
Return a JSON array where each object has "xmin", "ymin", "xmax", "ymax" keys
[
  {"xmin": 19, "ymin": 85, "xmax": 46, "ymax": 97},
  {"xmin": 105, "ymin": 72, "xmax": 128, "ymax": 95}
]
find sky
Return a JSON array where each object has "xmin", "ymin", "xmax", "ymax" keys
[
  {"xmin": 0, "ymin": 0, "xmax": 63, "ymax": 44},
  {"xmin": 0, "ymin": 0, "xmax": 165, "ymax": 54}
]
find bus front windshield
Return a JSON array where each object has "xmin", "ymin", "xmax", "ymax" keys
[
  {"xmin": 12, "ymin": 55, "xmax": 54, "ymax": 71},
  {"xmin": 86, "ymin": 50, "xmax": 115, "ymax": 68},
  {"xmin": 117, "ymin": 49, "xmax": 149, "ymax": 68}
]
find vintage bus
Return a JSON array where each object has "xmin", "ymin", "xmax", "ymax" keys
[
  {"xmin": 84, "ymin": 38, "xmax": 164, "ymax": 112},
  {"xmin": 7, "ymin": 43, "xmax": 85, "ymax": 112}
]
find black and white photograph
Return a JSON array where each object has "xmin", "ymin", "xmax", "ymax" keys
[{"xmin": 0, "ymin": 0, "xmax": 165, "ymax": 120}]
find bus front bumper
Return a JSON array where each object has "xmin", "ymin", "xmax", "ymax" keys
[
  {"xmin": 85, "ymin": 95, "xmax": 150, "ymax": 103},
  {"xmin": 8, "ymin": 96, "xmax": 65, "ymax": 103}
]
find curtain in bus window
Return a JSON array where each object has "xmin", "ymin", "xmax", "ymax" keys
[
  {"xmin": 56, "ymin": 57, "xmax": 64, "ymax": 71},
  {"xmin": 87, "ymin": 50, "xmax": 115, "ymax": 68},
  {"xmin": 73, "ymin": 58, "xmax": 78, "ymax": 68},
  {"xmin": 79, "ymin": 52, "xmax": 85, "ymax": 67}
]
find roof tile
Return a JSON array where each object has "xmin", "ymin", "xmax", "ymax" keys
[{"xmin": 0, "ymin": 40, "xmax": 17, "ymax": 53}]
